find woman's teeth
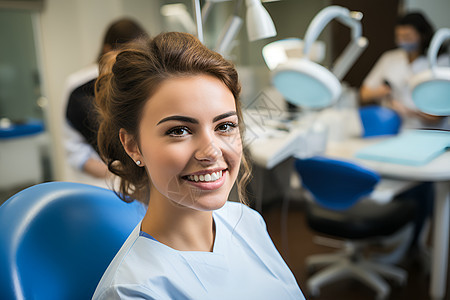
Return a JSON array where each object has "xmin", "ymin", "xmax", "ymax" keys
[{"xmin": 187, "ymin": 170, "xmax": 223, "ymax": 182}]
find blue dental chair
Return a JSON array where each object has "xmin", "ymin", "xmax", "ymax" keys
[
  {"xmin": 295, "ymin": 157, "xmax": 417, "ymax": 300},
  {"xmin": 359, "ymin": 105, "xmax": 402, "ymax": 138},
  {"xmin": 0, "ymin": 181, "xmax": 145, "ymax": 300}
]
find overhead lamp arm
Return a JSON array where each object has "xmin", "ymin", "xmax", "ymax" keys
[
  {"xmin": 302, "ymin": 6, "xmax": 367, "ymax": 80},
  {"xmin": 428, "ymin": 28, "xmax": 450, "ymax": 75}
]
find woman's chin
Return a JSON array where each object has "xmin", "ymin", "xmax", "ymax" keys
[{"xmin": 185, "ymin": 192, "xmax": 229, "ymax": 212}]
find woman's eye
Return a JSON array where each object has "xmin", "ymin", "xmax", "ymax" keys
[
  {"xmin": 216, "ymin": 122, "xmax": 238, "ymax": 133},
  {"xmin": 166, "ymin": 126, "xmax": 191, "ymax": 137}
]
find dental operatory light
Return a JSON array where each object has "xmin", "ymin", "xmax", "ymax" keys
[
  {"xmin": 270, "ymin": 6, "xmax": 368, "ymax": 109},
  {"xmin": 245, "ymin": 0, "xmax": 277, "ymax": 42},
  {"xmin": 160, "ymin": 4, "xmax": 197, "ymax": 34},
  {"xmin": 192, "ymin": 0, "xmax": 277, "ymax": 56},
  {"xmin": 262, "ymin": 38, "xmax": 326, "ymax": 70},
  {"xmin": 410, "ymin": 27, "xmax": 450, "ymax": 116}
]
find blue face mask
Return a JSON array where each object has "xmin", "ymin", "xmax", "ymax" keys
[{"xmin": 397, "ymin": 42, "xmax": 419, "ymax": 53}]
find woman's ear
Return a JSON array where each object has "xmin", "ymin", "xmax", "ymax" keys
[{"xmin": 119, "ymin": 128, "xmax": 144, "ymax": 166}]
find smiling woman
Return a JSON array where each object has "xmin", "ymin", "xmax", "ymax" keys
[
  {"xmin": 121, "ymin": 75, "xmax": 241, "ymax": 213},
  {"xmin": 92, "ymin": 32, "xmax": 305, "ymax": 299},
  {"xmin": 95, "ymin": 32, "xmax": 248, "ymax": 206}
]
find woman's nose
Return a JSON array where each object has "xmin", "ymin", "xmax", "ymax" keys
[{"xmin": 194, "ymin": 138, "xmax": 222, "ymax": 163}]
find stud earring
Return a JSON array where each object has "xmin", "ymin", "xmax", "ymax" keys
[{"xmin": 136, "ymin": 160, "xmax": 141, "ymax": 166}]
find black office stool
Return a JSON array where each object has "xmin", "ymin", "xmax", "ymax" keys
[{"xmin": 295, "ymin": 157, "xmax": 417, "ymax": 300}]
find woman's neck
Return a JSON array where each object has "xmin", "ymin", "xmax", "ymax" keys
[{"xmin": 141, "ymin": 188, "xmax": 216, "ymax": 252}]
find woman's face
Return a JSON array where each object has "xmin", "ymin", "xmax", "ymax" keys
[
  {"xmin": 123, "ymin": 75, "xmax": 242, "ymax": 211},
  {"xmin": 395, "ymin": 25, "xmax": 421, "ymax": 52}
]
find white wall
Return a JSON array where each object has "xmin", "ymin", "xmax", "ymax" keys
[
  {"xmin": 404, "ymin": 0, "xmax": 450, "ymax": 29},
  {"xmin": 38, "ymin": 0, "xmax": 162, "ymax": 180}
]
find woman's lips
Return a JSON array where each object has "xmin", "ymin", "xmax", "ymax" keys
[{"xmin": 182, "ymin": 169, "xmax": 227, "ymax": 190}]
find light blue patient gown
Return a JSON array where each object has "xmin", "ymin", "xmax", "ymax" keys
[{"xmin": 92, "ymin": 201, "xmax": 305, "ymax": 299}]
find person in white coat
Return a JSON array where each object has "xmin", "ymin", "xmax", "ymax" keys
[
  {"xmin": 361, "ymin": 12, "xmax": 449, "ymax": 255},
  {"xmin": 91, "ymin": 32, "xmax": 305, "ymax": 300},
  {"xmin": 63, "ymin": 18, "xmax": 148, "ymax": 180},
  {"xmin": 360, "ymin": 12, "xmax": 449, "ymax": 130}
]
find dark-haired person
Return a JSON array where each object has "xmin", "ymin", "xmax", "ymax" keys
[
  {"xmin": 360, "ymin": 11, "xmax": 449, "ymax": 130},
  {"xmin": 91, "ymin": 32, "xmax": 304, "ymax": 299},
  {"xmin": 63, "ymin": 18, "xmax": 148, "ymax": 179}
]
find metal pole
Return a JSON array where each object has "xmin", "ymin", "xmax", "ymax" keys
[{"xmin": 193, "ymin": 0, "xmax": 204, "ymax": 43}]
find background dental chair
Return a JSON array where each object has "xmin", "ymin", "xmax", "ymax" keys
[
  {"xmin": 295, "ymin": 157, "xmax": 417, "ymax": 300},
  {"xmin": 359, "ymin": 105, "xmax": 402, "ymax": 138},
  {"xmin": 0, "ymin": 181, "xmax": 145, "ymax": 300}
]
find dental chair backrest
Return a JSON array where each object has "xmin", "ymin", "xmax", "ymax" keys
[{"xmin": 0, "ymin": 181, "xmax": 145, "ymax": 300}]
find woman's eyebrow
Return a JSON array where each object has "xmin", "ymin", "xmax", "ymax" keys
[
  {"xmin": 157, "ymin": 115, "xmax": 199, "ymax": 125},
  {"xmin": 213, "ymin": 111, "xmax": 237, "ymax": 122},
  {"xmin": 156, "ymin": 111, "xmax": 237, "ymax": 126}
]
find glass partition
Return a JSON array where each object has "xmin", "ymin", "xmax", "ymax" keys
[{"xmin": 0, "ymin": 9, "xmax": 43, "ymax": 122}]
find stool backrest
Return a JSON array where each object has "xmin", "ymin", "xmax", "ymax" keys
[{"xmin": 295, "ymin": 156, "xmax": 380, "ymax": 210}]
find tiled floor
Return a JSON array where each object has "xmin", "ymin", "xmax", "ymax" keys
[{"xmin": 261, "ymin": 201, "xmax": 447, "ymax": 300}]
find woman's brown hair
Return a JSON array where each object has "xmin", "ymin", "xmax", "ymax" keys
[{"xmin": 95, "ymin": 32, "xmax": 251, "ymax": 205}]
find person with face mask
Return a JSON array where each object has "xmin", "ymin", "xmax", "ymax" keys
[{"xmin": 360, "ymin": 12, "xmax": 450, "ymax": 130}]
